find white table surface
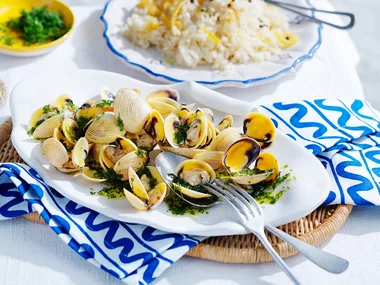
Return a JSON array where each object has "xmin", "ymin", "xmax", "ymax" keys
[{"xmin": 1, "ymin": 1, "xmax": 379, "ymax": 285}]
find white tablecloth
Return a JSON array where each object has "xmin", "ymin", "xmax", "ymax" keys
[{"xmin": 1, "ymin": 2, "xmax": 379, "ymax": 285}]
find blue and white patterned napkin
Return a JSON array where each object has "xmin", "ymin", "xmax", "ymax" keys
[{"xmin": 1, "ymin": 98, "xmax": 380, "ymax": 284}]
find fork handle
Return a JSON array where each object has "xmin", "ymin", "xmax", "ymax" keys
[
  {"xmin": 265, "ymin": 224, "xmax": 349, "ymax": 274},
  {"xmin": 255, "ymin": 230, "xmax": 302, "ymax": 285}
]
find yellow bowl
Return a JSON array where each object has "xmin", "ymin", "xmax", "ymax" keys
[{"xmin": 0, "ymin": 0, "xmax": 75, "ymax": 57}]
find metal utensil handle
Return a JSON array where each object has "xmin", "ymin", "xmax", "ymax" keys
[
  {"xmin": 266, "ymin": 224, "xmax": 349, "ymax": 274},
  {"xmin": 264, "ymin": 0, "xmax": 355, "ymax": 30},
  {"xmin": 255, "ymin": 230, "xmax": 302, "ymax": 285}
]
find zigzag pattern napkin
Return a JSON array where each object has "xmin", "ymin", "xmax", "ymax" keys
[{"xmin": 1, "ymin": 99, "xmax": 380, "ymax": 284}]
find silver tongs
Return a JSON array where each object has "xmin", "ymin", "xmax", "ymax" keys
[{"xmin": 264, "ymin": 0, "xmax": 355, "ymax": 30}]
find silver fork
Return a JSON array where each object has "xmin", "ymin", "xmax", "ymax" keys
[{"xmin": 204, "ymin": 180, "xmax": 349, "ymax": 285}]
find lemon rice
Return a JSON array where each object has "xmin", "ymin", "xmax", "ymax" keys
[{"xmin": 122, "ymin": 0, "xmax": 299, "ymax": 70}]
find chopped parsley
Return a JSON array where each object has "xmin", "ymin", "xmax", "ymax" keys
[
  {"xmin": 137, "ymin": 166, "xmax": 157, "ymax": 189},
  {"xmin": 135, "ymin": 148, "xmax": 147, "ymax": 158},
  {"xmin": 245, "ymin": 172, "xmax": 293, "ymax": 204},
  {"xmin": 6, "ymin": 6, "xmax": 71, "ymax": 46},
  {"xmin": 86, "ymin": 159, "xmax": 132, "ymax": 199},
  {"xmin": 0, "ymin": 35, "xmax": 14, "ymax": 46},
  {"xmin": 164, "ymin": 174, "xmax": 217, "ymax": 215},
  {"xmin": 96, "ymin": 100, "xmax": 113, "ymax": 108},
  {"xmin": 65, "ymin": 100, "xmax": 77, "ymax": 110},
  {"xmin": 173, "ymin": 123, "xmax": 190, "ymax": 145},
  {"xmin": 27, "ymin": 118, "xmax": 45, "ymax": 136},
  {"xmin": 117, "ymin": 114, "xmax": 124, "ymax": 131},
  {"xmin": 42, "ymin": 104, "xmax": 51, "ymax": 113}
]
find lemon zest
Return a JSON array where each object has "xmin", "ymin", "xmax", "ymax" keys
[
  {"xmin": 201, "ymin": 28, "xmax": 221, "ymax": 45},
  {"xmin": 171, "ymin": 0, "xmax": 187, "ymax": 33}
]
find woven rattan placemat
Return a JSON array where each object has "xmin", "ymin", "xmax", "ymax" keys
[{"xmin": 0, "ymin": 118, "xmax": 352, "ymax": 263}]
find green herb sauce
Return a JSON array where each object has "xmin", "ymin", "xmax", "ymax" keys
[
  {"xmin": 117, "ymin": 114, "xmax": 124, "ymax": 131},
  {"xmin": 6, "ymin": 7, "xmax": 71, "ymax": 46},
  {"xmin": 96, "ymin": 100, "xmax": 113, "ymax": 108}
]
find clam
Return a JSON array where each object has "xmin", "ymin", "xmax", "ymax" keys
[
  {"xmin": 203, "ymin": 119, "xmax": 217, "ymax": 147},
  {"xmin": 223, "ymin": 138, "xmax": 261, "ymax": 172},
  {"xmin": 114, "ymin": 88, "xmax": 152, "ymax": 134},
  {"xmin": 128, "ymin": 167, "xmax": 149, "ymax": 200},
  {"xmin": 43, "ymin": 138, "xmax": 69, "ymax": 168},
  {"xmin": 183, "ymin": 109, "xmax": 208, "ymax": 148},
  {"xmin": 62, "ymin": 118, "xmax": 79, "ymax": 145},
  {"xmin": 81, "ymin": 167, "xmax": 106, "ymax": 183},
  {"xmin": 146, "ymin": 89, "xmax": 180, "ymax": 102},
  {"xmin": 28, "ymin": 105, "xmax": 59, "ymax": 132},
  {"xmin": 193, "ymin": 151, "xmax": 224, "ymax": 170},
  {"xmin": 255, "ymin": 152, "xmax": 279, "ymax": 182},
  {"xmin": 115, "ymin": 136, "xmax": 138, "ymax": 154},
  {"xmin": 113, "ymin": 149, "xmax": 149, "ymax": 180},
  {"xmin": 172, "ymin": 159, "xmax": 215, "ymax": 199},
  {"xmin": 230, "ymin": 169, "xmax": 276, "ymax": 185},
  {"xmin": 209, "ymin": 127, "xmax": 241, "ymax": 152},
  {"xmin": 243, "ymin": 112, "xmax": 276, "ymax": 149},
  {"xmin": 76, "ymin": 102, "xmax": 102, "ymax": 120},
  {"xmin": 202, "ymin": 108, "xmax": 214, "ymax": 123},
  {"xmin": 175, "ymin": 104, "xmax": 193, "ymax": 119},
  {"xmin": 164, "ymin": 109, "xmax": 208, "ymax": 148},
  {"xmin": 100, "ymin": 87, "xmax": 115, "ymax": 100},
  {"xmin": 159, "ymin": 146, "xmax": 206, "ymax": 158},
  {"xmin": 176, "ymin": 159, "xmax": 216, "ymax": 186},
  {"xmin": 127, "ymin": 131, "xmax": 157, "ymax": 151},
  {"xmin": 53, "ymin": 127, "xmax": 72, "ymax": 148},
  {"xmin": 128, "ymin": 109, "xmax": 165, "ymax": 150},
  {"xmin": 217, "ymin": 115, "xmax": 233, "ymax": 131},
  {"xmin": 85, "ymin": 112, "xmax": 125, "ymax": 144},
  {"xmin": 92, "ymin": 143, "xmax": 107, "ymax": 162},
  {"xmin": 139, "ymin": 166, "xmax": 164, "ymax": 191},
  {"xmin": 124, "ymin": 178, "xmax": 167, "ymax": 211},
  {"xmin": 146, "ymin": 109, "xmax": 165, "ymax": 142},
  {"xmin": 99, "ymin": 138, "xmax": 137, "ymax": 170},
  {"xmin": 147, "ymin": 98, "xmax": 177, "ymax": 118},
  {"xmin": 33, "ymin": 115, "xmax": 63, "ymax": 139},
  {"xmin": 99, "ymin": 145, "xmax": 118, "ymax": 170},
  {"xmin": 72, "ymin": 137, "xmax": 89, "ymax": 168},
  {"xmin": 164, "ymin": 113, "xmax": 182, "ymax": 148},
  {"xmin": 43, "ymin": 138, "xmax": 79, "ymax": 173},
  {"xmin": 54, "ymin": 94, "xmax": 73, "ymax": 109}
]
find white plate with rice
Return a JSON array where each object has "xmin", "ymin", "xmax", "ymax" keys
[{"xmin": 101, "ymin": 0, "xmax": 322, "ymax": 89}]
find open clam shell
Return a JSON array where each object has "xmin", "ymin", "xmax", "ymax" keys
[
  {"xmin": 33, "ymin": 115, "xmax": 63, "ymax": 139},
  {"xmin": 231, "ymin": 169, "xmax": 276, "ymax": 185},
  {"xmin": 114, "ymin": 88, "xmax": 152, "ymax": 134},
  {"xmin": 175, "ymin": 159, "xmax": 216, "ymax": 186},
  {"xmin": 85, "ymin": 112, "xmax": 125, "ymax": 144},
  {"xmin": 43, "ymin": 138, "xmax": 69, "ymax": 168},
  {"xmin": 217, "ymin": 115, "xmax": 233, "ymax": 131},
  {"xmin": 54, "ymin": 94, "xmax": 73, "ymax": 109},
  {"xmin": 223, "ymin": 138, "xmax": 261, "ymax": 172},
  {"xmin": 255, "ymin": 152, "xmax": 279, "ymax": 182},
  {"xmin": 146, "ymin": 89, "xmax": 180, "ymax": 102},
  {"xmin": 146, "ymin": 109, "xmax": 165, "ymax": 142},
  {"xmin": 124, "ymin": 182, "xmax": 167, "ymax": 211},
  {"xmin": 114, "ymin": 149, "xmax": 149, "ymax": 180},
  {"xmin": 128, "ymin": 167, "xmax": 149, "ymax": 200},
  {"xmin": 76, "ymin": 102, "xmax": 102, "ymax": 120},
  {"xmin": 182, "ymin": 109, "xmax": 208, "ymax": 148},
  {"xmin": 147, "ymin": 98, "xmax": 177, "ymax": 118},
  {"xmin": 159, "ymin": 146, "xmax": 206, "ymax": 158},
  {"xmin": 209, "ymin": 127, "xmax": 241, "ymax": 152},
  {"xmin": 81, "ymin": 167, "xmax": 106, "ymax": 183},
  {"xmin": 72, "ymin": 137, "xmax": 89, "ymax": 168},
  {"xmin": 193, "ymin": 151, "xmax": 224, "ymax": 170},
  {"xmin": 62, "ymin": 118, "xmax": 79, "ymax": 145},
  {"xmin": 243, "ymin": 112, "xmax": 276, "ymax": 149},
  {"xmin": 139, "ymin": 166, "xmax": 165, "ymax": 191}
]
